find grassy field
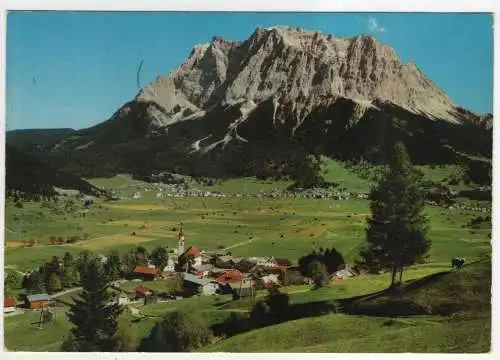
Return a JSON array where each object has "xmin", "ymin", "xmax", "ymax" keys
[
  {"xmin": 3, "ymin": 170, "xmax": 491, "ymax": 352},
  {"xmin": 3, "ymin": 262, "xmax": 490, "ymax": 352},
  {"xmin": 201, "ymin": 313, "xmax": 490, "ymax": 353},
  {"xmin": 4, "ymin": 191, "xmax": 490, "ymax": 272},
  {"xmin": 201, "ymin": 260, "xmax": 491, "ymax": 353}
]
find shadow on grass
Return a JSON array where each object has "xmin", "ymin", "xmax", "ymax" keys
[{"xmin": 210, "ymin": 270, "xmax": 458, "ymax": 339}]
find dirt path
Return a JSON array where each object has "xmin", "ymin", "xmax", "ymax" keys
[
  {"xmin": 51, "ymin": 287, "xmax": 82, "ymax": 298},
  {"xmin": 222, "ymin": 238, "xmax": 257, "ymax": 251}
]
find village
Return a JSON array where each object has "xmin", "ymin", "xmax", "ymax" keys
[
  {"xmin": 102, "ymin": 178, "xmax": 490, "ymax": 213},
  {"xmin": 3, "ymin": 223, "xmax": 357, "ymax": 318}
]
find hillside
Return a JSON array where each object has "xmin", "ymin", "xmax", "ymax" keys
[
  {"xmin": 201, "ymin": 260, "xmax": 491, "ymax": 352},
  {"xmin": 6, "ymin": 128, "xmax": 76, "ymax": 153},
  {"xmin": 9, "ymin": 26, "xmax": 491, "ymax": 180},
  {"xmin": 5, "ymin": 144, "xmax": 101, "ymax": 200}
]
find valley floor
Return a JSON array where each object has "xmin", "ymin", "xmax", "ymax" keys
[{"xmin": 3, "ymin": 175, "xmax": 492, "ymax": 352}]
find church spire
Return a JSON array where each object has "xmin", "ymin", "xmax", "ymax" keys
[{"xmin": 178, "ymin": 222, "xmax": 185, "ymax": 254}]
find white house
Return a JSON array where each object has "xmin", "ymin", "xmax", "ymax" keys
[
  {"xmin": 254, "ymin": 257, "xmax": 278, "ymax": 268},
  {"xmin": 183, "ymin": 273, "xmax": 219, "ymax": 296}
]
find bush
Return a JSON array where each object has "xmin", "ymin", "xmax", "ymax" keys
[
  {"xmin": 250, "ymin": 301, "xmax": 270, "ymax": 328},
  {"xmin": 309, "ymin": 260, "xmax": 330, "ymax": 289},
  {"xmin": 138, "ymin": 310, "xmax": 212, "ymax": 352},
  {"xmin": 265, "ymin": 287, "xmax": 289, "ymax": 319}
]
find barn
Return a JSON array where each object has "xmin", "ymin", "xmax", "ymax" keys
[
  {"xmin": 135, "ymin": 285, "xmax": 153, "ymax": 299},
  {"xmin": 133, "ymin": 266, "xmax": 160, "ymax": 281},
  {"xmin": 26, "ymin": 294, "xmax": 51, "ymax": 310},
  {"xmin": 4, "ymin": 298, "xmax": 17, "ymax": 313}
]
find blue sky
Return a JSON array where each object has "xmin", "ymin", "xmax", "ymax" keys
[{"xmin": 6, "ymin": 12, "xmax": 494, "ymax": 131}]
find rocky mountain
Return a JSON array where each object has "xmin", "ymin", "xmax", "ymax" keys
[{"xmin": 10, "ymin": 26, "xmax": 492, "ymax": 181}]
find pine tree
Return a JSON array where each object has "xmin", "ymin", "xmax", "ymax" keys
[
  {"xmin": 63, "ymin": 252, "xmax": 74, "ymax": 269},
  {"xmin": 150, "ymin": 246, "xmax": 168, "ymax": 270},
  {"xmin": 135, "ymin": 246, "xmax": 149, "ymax": 267},
  {"xmin": 62, "ymin": 258, "xmax": 123, "ymax": 351},
  {"xmin": 77, "ymin": 250, "xmax": 93, "ymax": 277},
  {"xmin": 357, "ymin": 142, "xmax": 430, "ymax": 288},
  {"xmin": 104, "ymin": 250, "xmax": 122, "ymax": 282},
  {"xmin": 122, "ymin": 250, "xmax": 138, "ymax": 275}
]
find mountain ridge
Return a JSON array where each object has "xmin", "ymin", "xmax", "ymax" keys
[{"xmin": 6, "ymin": 26, "xmax": 493, "ymax": 182}]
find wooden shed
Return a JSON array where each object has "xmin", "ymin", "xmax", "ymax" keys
[{"xmin": 26, "ymin": 294, "xmax": 51, "ymax": 310}]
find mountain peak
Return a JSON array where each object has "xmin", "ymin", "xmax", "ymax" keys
[{"xmin": 136, "ymin": 25, "xmax": 464, "ymax": 126}]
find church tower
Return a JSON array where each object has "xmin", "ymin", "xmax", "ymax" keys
[{"xmin": 178, "ymin": 223, "xmax": 185, "ymax": 254}]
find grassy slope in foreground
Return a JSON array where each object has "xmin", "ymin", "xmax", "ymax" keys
[{"xmin": 201, "ymin": 260, "xmax": 491, "ymax": 353}]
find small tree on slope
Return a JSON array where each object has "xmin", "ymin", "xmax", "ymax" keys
[
  {"xmin": 62, "ymin": 258, "xmax": 123, "ymax": 351},
  {"xmin": 356, "ymin": 142, "xmax": 430, "ymax": 288}
]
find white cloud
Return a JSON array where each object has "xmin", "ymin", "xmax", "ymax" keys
[{"xmin": 367, "ymin": 16, "xmax": 387, "ymax": 33}]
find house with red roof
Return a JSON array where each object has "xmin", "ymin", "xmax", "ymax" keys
[
  {"xmin": 180, "ymin": 246, "xmax": 203, "ymax": 268},
  {"xmin": 4, "ymin": 298, "xmax": 17, "ymax": 313},
  {"xmin": 135, "ymin": 285, "xmax": 153, "ymax": 299},
  {"xmin": 133, "ymin": 266, "xmax": 160, "ymax": 281},
  {"xmin": 216, "ymin": 269, "xmax": 244, "ymax": 285}
]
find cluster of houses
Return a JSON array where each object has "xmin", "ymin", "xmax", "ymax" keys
[
  {"xmin": 3, "ymin": 293, "xmax": 52, "ymax": 315},
  {"xmin": 130, "ymin": 242, "xmax": 295, "ymax": 300},
  {"xmin": 117, "ymin": 183, "xmax": 368, "ymax": 202},
  {"xmin": 3, "ymin": 226, "xmax": 358, "ymax": 315}
]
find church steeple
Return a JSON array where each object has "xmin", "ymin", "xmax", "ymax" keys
[{"xmin": 178, "ymin": 223, "xmax": 185, "ymax": 254}]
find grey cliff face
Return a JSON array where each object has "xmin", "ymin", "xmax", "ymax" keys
[{"xmin": 136, "ymin": 26, "xmax": 460, "ymax": 127}]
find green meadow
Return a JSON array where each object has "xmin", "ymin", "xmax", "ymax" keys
[
  {"xmin": 4, "ymin": 190, "xmax": 490, "ymax": 272},
  {"xmin": 3, "ymin": 161, "xmax": 491, "ymax": 352}
]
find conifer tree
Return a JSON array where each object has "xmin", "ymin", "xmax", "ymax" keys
[
  {"xmin": 62, "ymin": 258, "xmax": 123, "ymax": 351},
  {"xmin": 104, "ymin": 250, "xmax": 122, "ymax": 282},
  {"xmin": 63, "ymin": 252, "xmax": 74, "ymax": 269},
  {"xmin": 357, "ymin": 142, "xmax": 430, "ymax": 287},
  {"xmin": 150, "ymin": 246, "xmax": 168, "ymax": 270}
]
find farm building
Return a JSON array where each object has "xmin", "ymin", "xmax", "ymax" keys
[
  {"xmin": 213, "ymin": 255, "xmax": 235, "ymax": 269},
  {"xmin": 4, "ymin": 298, "xmax": 17, "ymax": 313},
  {"xmin": 180, "ymin": 246, "xmax": 203, "ymax": 267},
  {"xmin": 182, "ymin": 273, "xmax": 219, "ymax": 296},
  {"xmin": 133, "ymin": 266, "xmax": 160, "ymax": 281},
  {"xmin": 230, "ymin": 282, "xmax": 256, "ymax": 300},
  {"xmin": 26, "ymin": 294, "xmax": 51, "ymax": 310},
  {"xmin": 135, "ymin": 285, "xmax": 153, "ymax": 299},
  {"xmin": 216, "ymin": 269, "xmax": 244, "ymax": 285}
]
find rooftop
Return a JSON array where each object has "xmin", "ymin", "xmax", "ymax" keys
[
  {"xmin": 26, "ymin": 294, "xmax": 51, "ymax": 302},
  {"xmin": 183, "ymin": 273, "xmax": 216, "ymax": 286},
  {"xmin": 134, "ymin": 266, "xmax": 159, "ymax": 275},
  {"xmin": 4, "ymin": 298, "xmax": 17, "ymax": 307},
  {"xmin": 135, "ymin": 285, "xmax": 152, "ymax": 295},
  {"xmin": 183, "ymin": 246, "xmax": 202, "ymax": 258}
]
